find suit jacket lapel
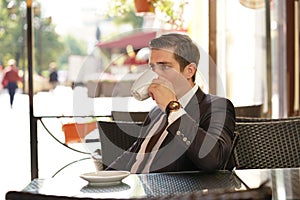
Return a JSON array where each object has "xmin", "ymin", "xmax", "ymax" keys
[{"xmin": 184, "ymin": 88, "xmax": 206, "ymax": 122}]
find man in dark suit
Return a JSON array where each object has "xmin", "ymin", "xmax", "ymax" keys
[{"xmin": 107, "ymin": 33, "xmax": 236, "ymax": 173}]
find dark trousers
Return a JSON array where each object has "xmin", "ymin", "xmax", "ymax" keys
[{"xmin": 7, "ymin": 82, "xmax": 18, "ymax": 106}]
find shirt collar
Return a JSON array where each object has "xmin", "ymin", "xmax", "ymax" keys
[{"xmin": 178, "ymin": 84, "xmax": 198, "ymax": 108}]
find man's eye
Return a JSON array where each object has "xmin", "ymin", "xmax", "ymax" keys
[
  {"xmin": 149, "ymin": 64, "xmax": 171, "ymax": 71},
  {"xmin": 161, "ymin": 65, "xmax": 170, "ymax": 70},
  {"xmin": 158, "ymin": 64, "xmax": 171, "ymax": 71}
]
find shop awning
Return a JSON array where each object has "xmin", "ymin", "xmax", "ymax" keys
[{"xmin": 97, "ymin": 31, "xmax": 157, "ymax": 50}]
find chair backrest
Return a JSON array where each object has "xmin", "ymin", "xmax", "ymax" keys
[
  {"xmin": 111, "ymin": 111, "xmax": 149, "ymax": 122},
  {"xmin": 236, "ymin": 116, "xmax": 300, "ymax": 123},
  {"xmin": 235, "ymin": 104, "xmax": 263, "ymax": 118},
  {"xmin": 234, "ymin": 119, "xmax": 300, "ymax": 169},
  {"xmin": 97, "ymin": 120, "xmax": 143, "ymax": 168}
]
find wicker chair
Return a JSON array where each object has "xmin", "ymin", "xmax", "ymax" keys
[
  {"xmin": 236, "ymin": 116, "xmax": 300, "ymax": 122},
  {"xmin": 234, "ymin": 119, "xmax": 300, "ymax": 169},
  {"xmin": 97, "ymin": 120, "xmax": 143, "ymax": 168},
  {"xmin": 235, "ymin": 104, "xmax": 263, "ymax": 118}
]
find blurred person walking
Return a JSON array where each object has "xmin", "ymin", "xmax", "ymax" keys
[
  {"xmin": 1, "ymin": 59, "xmax": 22, "ymax": 108},
  {"xmin": 49, "ymin": 62, "xmax": 58, "ymax": 90},
  {"xmin": 0, "ymin": 63, "xmax": 4, "ymax": 91}
]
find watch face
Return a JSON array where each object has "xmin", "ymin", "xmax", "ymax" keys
[{"xmin": 168, "ymin": 101, "xmax": 180, "ymax": 111}]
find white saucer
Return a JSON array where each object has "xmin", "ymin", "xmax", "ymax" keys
[{"xmin": 80, "ymin": 171, "xmax": 130, "ymax": 186}]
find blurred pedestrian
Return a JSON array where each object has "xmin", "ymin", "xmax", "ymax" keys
[
  {"xmin": 1, "ymin": 59, "xmax": 22, "ymax": 107},
  {"xmin": 49, "ymin": 62, "xmax": 58, "ymax": 90},
  {"xmin": 0, "ymin": 63, "xmax": 4, "ymax": 90}
]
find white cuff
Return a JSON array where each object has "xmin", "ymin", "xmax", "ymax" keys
[{"xmin": 167, "ymin": 108, "xmax": 186, "ymax": 124}]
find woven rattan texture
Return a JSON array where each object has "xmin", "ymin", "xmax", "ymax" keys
[
  {"xmin": 236, "ymin": 116, "xmax": 300, "ymax": 122},
  {"xmin": 234, "ymin": 120, "xmax": 300, "ymax": 169},
  {"xmin": 21, "ymin": 172, "xmax": 242, "ymax": 198},
  {"xmin": 138, "ymin": 171, "xmax": 241, "ymax": 197}
]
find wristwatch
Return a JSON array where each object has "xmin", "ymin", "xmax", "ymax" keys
[{"xmin": 165, "ymin": 101, "xmax": 181, "ymax": 117}]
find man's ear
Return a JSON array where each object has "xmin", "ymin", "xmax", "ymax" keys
[{"xmin": 183, "ymin": 63, "xmax": 197, "ymax": 79}]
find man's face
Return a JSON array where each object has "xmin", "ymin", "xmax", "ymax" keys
[
  {"xmin": 149, "ymin": 48, "xmax": 193, "ymax": 98},
  {"xmin": 149, "ymin": 48, "xmax": 181, "ymax": 82}
]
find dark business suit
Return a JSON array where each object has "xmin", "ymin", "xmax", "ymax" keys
[{"xmin": 107, "ymin": 87, "xmax": 236, "ymax": 173}]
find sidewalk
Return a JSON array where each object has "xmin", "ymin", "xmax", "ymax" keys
[
  {"xmin": 0, "ymin": 91, "xmax": 31, "ymax": 199},
  {"xmin": 0, "ymin": 88, "xmax": 96, "ymax": 199}
]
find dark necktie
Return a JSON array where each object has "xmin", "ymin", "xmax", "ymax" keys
[
  {"xmin": 145, "ymin": 114, "xmax": 168, "ymax": 153},
  {"xmin": 136, "ymin": 114, "xmax": 168, "ymax": 172}
]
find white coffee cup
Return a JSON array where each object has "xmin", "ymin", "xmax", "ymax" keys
[{"xmin": 131, "ymin": 69, "xmax": 158, "ymax": 101}]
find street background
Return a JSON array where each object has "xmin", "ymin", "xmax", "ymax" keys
[{"xmin": 0, "ymin": 87, "xmax": 97, "ymax": 199}]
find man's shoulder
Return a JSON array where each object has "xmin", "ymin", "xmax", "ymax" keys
[
  {"xmin": 203, "ymin": 92, "xmax": 230, "ymax": 101},
  {"xmin": 200, "ymin": 92, "xmax": 234, "ymax": 108}
]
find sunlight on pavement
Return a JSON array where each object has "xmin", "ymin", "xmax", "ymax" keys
[{"xmin": 0, "ymin": 87, "xmax": 99, "ymax": 199}]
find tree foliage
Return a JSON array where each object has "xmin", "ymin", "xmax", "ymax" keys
[
  {"xmin": 0, "ymin": 0, "xmax": 21, "ymax": 65},
  {"xmin": 106, "ymin": 0, "xmax": 143, "ymax": 28},
  {"xmin": 0, "ymin": 0, "xmax": 65, "ymax": 72},
  {"xmin": 34, "ymin": 20, "xmax": 65, "ymax": 71},
  {"xmin": 58, "ymin": 35, "xmax": 87, "ymax": 69}
]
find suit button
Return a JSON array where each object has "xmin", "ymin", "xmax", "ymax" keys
[
  {"xmin": 183, "ymin": 137, "xmax": 187, "ymax": 142},
  {"xmin": 176, "ymin": 130, "xmax": 181, "ymax": 135},
  {"xmin": 186, "ymin": 141, "xmax": 191, "ymax": 145}
]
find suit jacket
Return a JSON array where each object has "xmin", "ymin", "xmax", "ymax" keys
[{"xmin": 107, "ymin": 87, "xmax": 236, "ymax": 173}]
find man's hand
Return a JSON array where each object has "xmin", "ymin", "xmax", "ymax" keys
[{"xmin": 148, "ymin": 76, "xmax": 177, "ymax": 111}]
